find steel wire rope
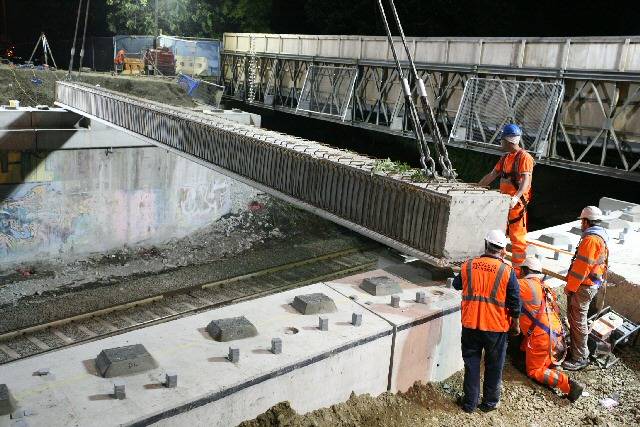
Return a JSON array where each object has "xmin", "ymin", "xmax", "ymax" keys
[
  {"xmin": 78, "ymin": 0, "xmax": 91, "ymax": 78},
  {"xmin": 376, "ymin": 0, "xmax": 436, "ymax": 177},
  {"xmin": 68, "ymin": 0, "xmax": 83, "ymax": 78},
  {"xmin": 386, "ymin": 0, "xmax": 456, "ymax": 178}
]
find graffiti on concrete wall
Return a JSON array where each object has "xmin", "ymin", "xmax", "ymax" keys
[{"xmin": 178, "ymin": 179, "xmax": 230, "ymax": 218}]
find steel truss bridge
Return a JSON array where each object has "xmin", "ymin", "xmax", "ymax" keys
[{"xmin": 221, "ymin": 33, "xmax": 640, "ymax": 182}]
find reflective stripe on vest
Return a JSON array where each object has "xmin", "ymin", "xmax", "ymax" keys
[{"xmin": 462, "ymin": 261, "xmax": 507, "ymax": 308}]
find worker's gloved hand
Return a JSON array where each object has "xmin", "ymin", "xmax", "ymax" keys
[
  {"xmin": 509, "ymin": 318, "xmax": 520, "ymax": 336},
  {"xmin": 510, "ymin": 196, "xmax": 520, "ymax": 209}
]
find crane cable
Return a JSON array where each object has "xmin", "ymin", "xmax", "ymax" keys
[
  {"xmin": 376, "ymin": 0, "xmax": 435, "ymax": 177},
  {"xmin": 386, "ymin": 0, "xmax": 456, "ymax": 179},
  {"xmin": 67, "ymin": 0, "xmax": 84, "ymax": 78},
  {"xmin": 78, "ymin": 0, "xmax": 91, "ymax": 78}
]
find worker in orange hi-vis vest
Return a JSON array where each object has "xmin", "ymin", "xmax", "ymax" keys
[
  {"xmin": 478, "ymin": 124, "xmax": 535, "ymax": 275},
  {"xmin": 562, "ymin": 206, "xmax": 609, "ymax": 371},
  {"xmin": 451, "ymin": 229, "xmax": 521, "ymax": 413},
  {"xmin": 517, "ymin": 257, "xmax": 585, "ymax": 402}
]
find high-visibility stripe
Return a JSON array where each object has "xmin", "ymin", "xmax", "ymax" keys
[
  {"xmin": 543, "ymin": 370, "xmax": 550, "ymax": 385},
  {"xmin": 490, "ymin": 264, "xmax": 507, "ymax": 299},
  {"xmin": 511, "ymin": 252, "xmax": 527, "ymax": 260},
  {"xmin": 466, "ymin": 261, "xmax": 473, "ymax": 295},
  {"xmin": 575, "ymin": 254, "xmax": 596, "ymax": 264},
  {"xmin": 547, "ymin": 370, "xmax": 559, "ymax": 388},
  {"xmin": 568, "ymin": 270, "xmax": 585, "ymax": 281},
  {"xmin": 461, "ymin": 295, "xmax": 506, "ymax": 307}
]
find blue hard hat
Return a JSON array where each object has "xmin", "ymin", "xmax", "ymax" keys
[{"xmin": 502, "ymin": 123, "xmax": 522, "ymax": 137}]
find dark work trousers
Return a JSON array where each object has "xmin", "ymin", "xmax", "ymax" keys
[{"xmin": 461, "ymin": 327, "xmax": 508, "ymax": 411}]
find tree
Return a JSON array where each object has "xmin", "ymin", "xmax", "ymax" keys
[{"xmin": 105, "ymin": 0, "xmax": 272, "ymax": 38}]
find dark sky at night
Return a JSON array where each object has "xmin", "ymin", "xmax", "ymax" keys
[{"xmin": 1, "ymin": 0, "xmax": 638, "ymax": 48}]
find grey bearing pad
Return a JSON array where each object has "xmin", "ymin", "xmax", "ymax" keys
[
  {"xmin": 0, "ymin": 384, "xmax": 16, "ymax": 416},
  {"xmin": 95, "ymin": 344, "xmax": 157, "ymax": 378},
  {"xmin": 291, "ymin": 293, "xmax": 337, "ymax": 315},
  {"xmin": 360, "ymin": 276, "xmax": 402, "ymax": 296},
  {"xmin": 206, "ymin": 316, "xmax": 258, "ymax": 342},
  {"xmin": 538, "ymin": 233, "xmax": 571, "ymax": 248}
]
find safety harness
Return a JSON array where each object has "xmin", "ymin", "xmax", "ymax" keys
[
  {"xmin": 522, "ymin": 278, "xmax": 568, "ymax": 365},
  {"xmin": 498, "ymin": 149, "xmax": 533, "ymax": 225},
  {"xmin": 569, "ymin": 229, "xmax": 610, "ymax": 317}
]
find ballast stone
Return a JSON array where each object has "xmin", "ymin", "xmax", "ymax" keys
[
  {"xmin": 0, "ymin": 383, "xmax": 16, "ymax": 415},
  {"xmin": 206, "ymin": 316, "xmax": 258, "ymax": 342},
  {"xmin": 95, "ymin": 344, "xmax": 157, "ymax": 378},
  {"xmin": 291, "ymin": 293, "xmax": 337, "ymax": 315},
  {"xmin": 360, "ymin": 276, "xmax": 402, "ymax": 296}
]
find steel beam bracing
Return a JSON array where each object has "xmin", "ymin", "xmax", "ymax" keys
[
  {"xmin": 56, "ymin": 81, "xmax": 507, "ymax": 267},
  {"xmin": 221, "ymin": 51, "xmax": 640, "ymax": 182}
]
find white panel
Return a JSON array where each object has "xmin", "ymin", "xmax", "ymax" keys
[
  {"xmin": 523, "ymin": 43, "xmax": 563, "ymax": 68},
  {"xmin": 567, "ymin": 43, "xmax": 620, "ymax": 70},
  {"xmin": 341, "ymin": 39, "xmax": 361, "ymax": 59},
  {"xmin": 481, "ymin": 42, "xmax": 519, "ymax": 66},
  {"xmin": 414, "ymin": 40, "xmax": 448, "ymax": 63},
  {"xmin": 447, "ymin": 41, "xmax": 477, "ymax": 64},
  {"xmin": 318, "ymin": 38, "xmax": 341, "ymax": 58},
  {"xmin": 363, "ymin": 39, "xmax": 389, "ymax": 61},
  {"xmin": 281, "ymin": 37, "xmax": 299, "ymax": 55},
  {"xmin": 625, "ymin": 44, "xmax": 640, "ymax": 71},
  {"xmin": 265, "ymin": 35, "xmax": 280, "ymax": 54},
  {"xmin": 236, "ymin": 35, "xmax": 250, "ymax": 52},
  {"xmin": 300, "ymin": 37, "xmax": 318, "ymax": 56}
]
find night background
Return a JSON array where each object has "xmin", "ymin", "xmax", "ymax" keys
[{"xmin": 1, "ymin": 0, "xmax": 639, "ymax": 61}]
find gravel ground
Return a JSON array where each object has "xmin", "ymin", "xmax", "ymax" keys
[
  {"xmin": 243, "ymin": 346, "xmax": 640, "ymax": 427},
  {"xmin": 0, "ymin": 196, "xmax": 373, "ymax": 333}
]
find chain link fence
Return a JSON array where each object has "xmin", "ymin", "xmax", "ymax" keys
[{"xmin": 448, "ymin": 78, "xmax": 564, "ymax": 156}]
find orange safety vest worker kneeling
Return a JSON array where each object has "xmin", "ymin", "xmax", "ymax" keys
[
  {"xmin": 452, "ymin": 229, "xmax": 521, "ymax": 413},
  {"xmin": 518, "ymin": 257, "xmax": 584, "ymax": 402},
  {"xmin": 478, "ymin": 124, "xmax": 534, "ymax": 274}
]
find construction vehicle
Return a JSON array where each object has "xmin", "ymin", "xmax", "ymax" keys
[{"xmin": 143, "ymin": 47, "xmax": 176, "ymax": 76}]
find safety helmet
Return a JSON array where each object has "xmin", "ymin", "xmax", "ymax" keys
[
  {"xmin": 501, "ymin": 124, "xmax": 522, "ymax": 144},
  {"xmin": 522, "ymin": 257, "xmax": 543, "ymax": 273},
  {"xmin": 578, "ymin": 206, "xmax": 603, "ymax": 221},
  {"xmin": 484, "ymin": 229, "xmax": 508, "ymax": 248}
]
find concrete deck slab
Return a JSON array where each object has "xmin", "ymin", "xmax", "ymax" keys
[
  {"xmin": 326, "ymin": 269, "xmax": 462, "ymax": 392},
  {"xmin": 527, "ymin": 198, "xmax": 640, "ymax": 323},
  {"xmin": 0, "ymin": 283, "xmax": 393, "ymax": 427}
]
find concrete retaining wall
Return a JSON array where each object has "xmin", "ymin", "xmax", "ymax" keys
[{"xmin": 0, "ymin": 146, "xmax": 254, "ymax": 267}]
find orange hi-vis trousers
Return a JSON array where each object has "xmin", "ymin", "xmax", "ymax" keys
[
  {"xmin": 508, "ymin": 203, "xmax": 527, "ymax": 274},
  {"xmin": 523, "ymin": 332, "xmax": 570, "ymax": 393}
]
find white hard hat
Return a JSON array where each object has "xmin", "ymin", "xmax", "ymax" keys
[
  {"xmin": 485, "ymin": 229, "xmax": 508, "ymax": 248},
  {"xmin": 522, "ymin": 257, "xmax": 542, "ymax": 273},
  {"xmin": 578, "ymin": 206, "xmax": 603, "ymax": 221}
]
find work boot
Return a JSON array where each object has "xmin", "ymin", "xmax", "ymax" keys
[
  {"xmin": 567, "ymin": 379, "xmax": 585, "ymax": 402},
  {"xmin": 478, "ymin": 402, "xmax": 498, "ymax": 413},
  {"xmin": 456, "ymin": 396, "xmax": 475, "ymax": 413},
  {"xmin": 563, "ymin": 358, "xmax": 589, "ymax": 371}
]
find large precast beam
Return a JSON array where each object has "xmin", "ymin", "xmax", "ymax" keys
[{"xmin": 55, "ymin": 81, "xmax": 509, "ymax": 265}]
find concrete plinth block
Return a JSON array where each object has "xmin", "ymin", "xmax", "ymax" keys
[
  {"xmin": 271, "ymin": 338, "xmax": 282, "ymax": 354},
  {"xmin": 539, "ymin": 233, "xmax": 571, "ymax": 248},
  {"xmin": 416, "ymin": 291, "xmax": 427, "ymax": 304},
  {"xmin": 620, "ymin": 212, "xmax": 640, "ymax": 222},
  {"xmin": 360, "ymin": 276, "xmax": 402, "ymax": 296},
  {"xmin": 228, "ymin": 347, "xmax": 240, "ymax": 363},
  {"xmin": 601, "ymin": 219, "xmax": 630, "ymax": 230},
  {"xmin": 352, "ymin": 313, "xmax": 362, "ymax": 327},
  {"xmin": 390, "ymin": 295, "xmax": 400, "ymax": 308},
  {"xmin": 318, "ymin": 317, "xmax": 329, "ymax": 331},
  {"xmin": 291, "ymin": 293, "xmax": 337, "ymax": 315},
  {"xmin": 113, "ymin": 381, "xmax": 126, "ymax": 400},
  {"xmin": 165, "ymin": 372, "xmax": 177, "ymax": 388},
  {"xmin": 206, "ymin": 316, "xmax": 258, "ymax": 342},
  {"xmin": 95, "ymin": 344, "xmax": 157, "ymax": 378},
  {"xmin": 0, "ymin": 384, "xmax": 16, "ymax": 416}
]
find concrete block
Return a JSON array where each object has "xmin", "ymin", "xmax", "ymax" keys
[
  {"xmin": 390, "ymin": 295, "xmax": 400, "ymax": 308},
  {"xmin": 165, "ymin": 372, "xmax": 177, "ymax": 388},
  {"xmin": 599, "ymin": 197, "xmax": 637, "ymax": 212},
  {"xmin": 206, "ymin": 316, "xmax": 258, "ymax": 342},
  {"xmin": 318, "ymin": 317, "xmax": 329, "ymax": 331},
  {"xmin": 538, "ymin": 233, "xmax": 570, "ymax": 248},
  {"xmin": 416, "ymin": 291, "xmax": 428, "ymax": 304},
  {"xmin": 271, "ymin": 338, "xmax": 282, "ymax": 354},
  {"xmin": 0, "ymin": 384, "xmax": 16, "ymax": 416},
  {"xmin": 113, "ymin": 381, "xmax": 126, "ymax": 400},
  {"xmin": 34, "ymin": 368, "xmax": 49, "ymax": 376},
  {"xmin": 352, "ymin": 313, "xmax": 362, "ymax": 327},
  {"xmin": 228, "ymin": 347, "xmax": 240, "ymax": 363},
  {"xmin": 95, "ymin": 344, "xmax": 157, "ymax": 378},
  {"xmin": 620, "ymin": 212, "xmax": 640, "ymax": 222},
  {"xmin": 569, "ymin": 227, "xmax": 582, "ymax": 235},
  {"xmin": 291, "ymin": 293, "xmax": 337, "ymax": 315},
  {"xmin": 360, "ymin": 276, "xmax": 402, "ymax": 296},
  {"xmin": 601, "ymin": 218, "xmax": 630, "ymax": 230}
]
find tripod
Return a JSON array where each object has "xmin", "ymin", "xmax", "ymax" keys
[{"xmin": 28, "ymin": 32, "xmax": 58, "ymax": 69}]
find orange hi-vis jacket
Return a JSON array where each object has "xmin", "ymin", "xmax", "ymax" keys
[
  {"xmin": 494, "ymin": 148, "xmax": 535, "ymax": 202},
  {"xmin": 566, "ymin": 228, "xmax": 609, "ymax": 293},
  {"xmin": 519, "ymin": 276, "xmax": 563, "ymax": 342},
  {"xmin": 460, "ymin": 256, "xmax": 514, "ymax": 332}
]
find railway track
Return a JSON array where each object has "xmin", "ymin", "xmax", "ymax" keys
[{"xmin": 0, "ymin": 248, "xmax": 377, "ymax": 365}]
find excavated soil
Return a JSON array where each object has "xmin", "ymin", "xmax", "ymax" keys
[{"xmin": 242, "ymin": 346, "xmax": 640, "ymax": 427}]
